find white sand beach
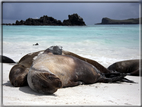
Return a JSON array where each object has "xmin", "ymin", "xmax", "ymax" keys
[
  {"xmin": 2, "ymin": 63, "xmax": 141, "ymax": 106},
  {"xmin": 2, "ymin": 24, "xmax": 141, "ymax": 106}
]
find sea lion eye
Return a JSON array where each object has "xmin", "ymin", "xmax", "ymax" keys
[
  {"xmin": 48, "ymin": 75, "xmax": 54, "ymax": 80},
  {"xmin": 21, "ymin": 65, "xmax": 25, "ymax": 67},
  {"xmin": 48, "ymin": 74, "xmax": 57, "ymax": 80}
]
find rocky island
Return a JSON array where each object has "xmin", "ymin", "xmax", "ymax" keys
[
  {"xmin": 3, "ymin": 13, "xmax": 86, "ymax": 26},
  {"xmin": 96, "ymin": 17, "xmax": 141, "ymax": 24},
  {"xmin": 63, "ymin": 14, "xmax": 86, "ymax": 25}
]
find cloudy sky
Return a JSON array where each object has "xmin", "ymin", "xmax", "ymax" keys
[{"xmin": 2, "ymin": 2, "xmax": 140, "ymax": 25}]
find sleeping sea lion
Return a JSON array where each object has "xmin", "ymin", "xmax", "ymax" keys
[
  {"xmin": 9, "ymin": 46, "xmax": 134, "ymax": 87},
  {"xmin": 9, "ymin": 46, "xmax": 111, "ymax": 87},
  {"xmin": 108, "ymin": 59, "xmax": 141, "ymax": 76},
  {"xmin": 27, "ymin": 47, "xmax": 127, "ymax": 94},
  {"xmin": 9, "ymin": 50, "xmax": 44, "ymax": 87},
  {"xmin": 9, "ymin": 65, "xmax": 29, "ymax": 86}
]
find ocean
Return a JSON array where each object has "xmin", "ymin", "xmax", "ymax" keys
[{"xmin": 2, "ymin": 25, "xmax": 140, "ymax": 67}]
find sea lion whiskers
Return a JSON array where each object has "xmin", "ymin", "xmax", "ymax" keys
[{"xmin": 35, "ymin": 72, "xmax": 48, "ymax": 82}]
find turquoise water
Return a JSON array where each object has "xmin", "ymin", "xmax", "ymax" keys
[
  {"xmin": 3, "ymin": 25, "xmax": 139, "ymax": 48},
  {"xmin": 2, "ymin": 25, "xmax": 140, "ymax": 66}
]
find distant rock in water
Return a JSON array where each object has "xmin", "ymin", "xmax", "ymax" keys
[
  {"xmin": 3, "ymin": 14, "xmax": 86, "ymax": 26},
  {"xmin": 63, "ymin": 13, "xmax": 86, "ymax": 26},
  {"xmin": 33, "ymin": 43, "xmax": 39, "ymax": 46},
  {"xmin": 96, "ymin": 17, "xmax": 142, "ymax": 24},
  {"xmin": 15, "ymin": 15, "xmax": 63, "ymax": 25}
]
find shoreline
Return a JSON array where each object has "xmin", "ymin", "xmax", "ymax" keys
[{"xmin": 2, "ymin": 24, "xmax": 141, "ymax": 26}]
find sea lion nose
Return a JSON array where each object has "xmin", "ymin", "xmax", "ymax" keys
[
  {"xmin": 53, "ymin": 78, "xmax": 62, "ymax": 88},
  {"xmin": 58, "ymin": 80, "xmax": 62, "ymax": 88},
  {"xmin": 14, "ymin": 81, "xmax": 18, "ymax": 86}
]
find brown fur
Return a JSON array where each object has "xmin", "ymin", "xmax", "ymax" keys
[
  {"xmin": 62, "ymin": 50, "xmax": 111, "ymax": 73},
  {"xmin": 28, "ymin": 67, "xmax": 62, "ymax": 94},
  {"xmin": 18, "ymin": 50, "xmax": 44, "ymax": 68},
  {"xmin": 9, "ymin": 49, "xmax": 111, "ymax": 87},
  {"xmin": 9, "ymin": 65, "xmax": 29, "ymax": 86},
  {"xmin": 9, "ymin": 50, "xmax": 44, "ymax": 87},
  {"xmin": 27, "ymin": 50, "xmax": 127, "ymax": 94},
  {"xmin": 27, "ymin": 52, "xmax": 102, "ymax": 94},
  {"xmin": 108, "ymin": 59, "xmax": 141, "ymax": 76}
]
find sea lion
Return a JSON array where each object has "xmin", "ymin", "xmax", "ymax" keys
[
  {"xmin": 9, "ymin": 46, "xmax": 111, "ymax": 87},
  {"xmin": 9, "ymin": 46, "xmax": 134, "ymax": 87},
  {"xmin": 108, "ymin": 59, "xmax": 141, "ymax": 76},
  {"xmin": 0, "ymin": 55, "xmax": 15, "ymax": 63},
  {"xmin": 9, "ymin": 50, "xmax": 44, "ymax": 87},
  {"xmin": 27, "ymin": 47, "xmax": 126, "ymax": 94},
  {"xmin": 9, "ymin": 64, "xmax": 29, "ymax": 86}
]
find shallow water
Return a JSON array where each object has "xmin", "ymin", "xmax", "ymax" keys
[{"xmin": 2, "ymin": 25, "xmax": 140, "ymax": 67}]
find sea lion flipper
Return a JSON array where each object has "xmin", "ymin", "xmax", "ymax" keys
[
  {"xmin": 98, "ymin": 73, "xmax": 127, "ymax": 83},
  {"xmin": 120, "ymin": 78, "xmax": 136, "ymax": 83},
  {"xmin": 102, "ymin": 73, "xmax": 135, "ymax": 83}
]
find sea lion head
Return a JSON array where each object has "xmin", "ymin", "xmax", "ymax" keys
[
  {"xmin": 108, "ymin": 63, "xmax": 118, "ymax": 71},
  {"xmin": 108, "ymin": 62, "xmax": 125, "ymax": 73},
  {"xmin": 28, "ymin": 68, "xmax": 62, "ymax": 94},
  {"xmin": 9, "ymin": 64, "xmax": 29, "ymax": 87},
  {"xmin": 44, "ymin": 45, "xmax": 62, "ymax": 55}
]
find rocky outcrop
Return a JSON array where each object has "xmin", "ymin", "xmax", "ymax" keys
[
  {"xmin": 3, "ymin": 14, "xmax": 86, "ymax": 26},
  {"xmin": 15, "ymin": 15, "xmax": 63, "ymax": 25},
  {"xmin": 96, "ymin": 17, "xmax": 141, "ymax": 24},
  {"xmin": 63, "ymin": 14, "xmax": 86, "ymax": 26}
]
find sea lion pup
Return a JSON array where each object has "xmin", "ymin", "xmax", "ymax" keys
[
  {"xmin": 27, "ymin": 46, "xmax": 126, "ymax": 94},
  {"xmin": 108, "ymin": 59, "xmax": 141, "ymax": 76},
  {"xmin": 9, "ymin": 50, "xmax": 44, "ymax": 87}
]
